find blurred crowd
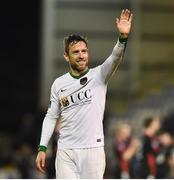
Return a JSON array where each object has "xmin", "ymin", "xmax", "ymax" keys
[
  {"xmin": 112, "ymin": 116, "xmax": 174, "ymax": 179},
  {"xmin": 0, "ymin": 111, "xmax": 174, "ymax": 179},
  {"xmin": 0, "ymin": 111, "xmax": 60, "ymax": 179},
  {"xmin": 0, "ymin": 112, "xmax": 48, "ymax": 178}
]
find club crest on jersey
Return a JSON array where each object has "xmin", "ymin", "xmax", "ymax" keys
[
  {"xmin": 80, "ymin": 77, "xmax": 87, "ymax": 85},
  {"xmin": 60, "ymin": 89, "xmax": 92, "ymax": 109},
  {"xmin": 60, "ymin": 96, "xmax": 69, "ymax": 107}
]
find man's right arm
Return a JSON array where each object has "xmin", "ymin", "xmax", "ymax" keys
[
  {"xmin": 36, "ymin": 80, "xmax": 60, "ymax": 173},
  {"xmin": 39, "ymin": 80, "xmax": 60, "ymax": 147}
]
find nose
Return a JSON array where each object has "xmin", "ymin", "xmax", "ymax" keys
[{"xmin": 78, "ymin": 51, "xmax": 84, "ymax": 58}]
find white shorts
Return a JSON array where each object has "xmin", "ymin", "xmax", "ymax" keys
[{"xmin": 55, "ymin": 147, "xmax": 106, "ymax": 179}]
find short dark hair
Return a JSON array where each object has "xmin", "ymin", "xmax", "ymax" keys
[
  {"xmin": 143, "ymin": 117, "xmax": 154, "ymax": 128},
  {"xmin": 63, "ymin": 34, "xmax": 88, "ymax": 54}
]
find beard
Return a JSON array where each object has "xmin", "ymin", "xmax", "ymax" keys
[{"xmin": 70, "ymin": 59, "xmax": 89, "ymax": 73}]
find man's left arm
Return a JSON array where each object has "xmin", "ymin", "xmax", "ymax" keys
[{"xmin": 101, "ymin": 9, "xmax": 133, "ymax": 83}]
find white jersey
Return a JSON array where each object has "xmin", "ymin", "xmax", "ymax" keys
[{"xmin": 40, "ymin": 40, "xmax": 126, "ymax": 149}]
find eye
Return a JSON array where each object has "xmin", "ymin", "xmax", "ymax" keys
[
  {"xmin": 72, "ymin": 50, "xmax": 79, "ymax": 54},
  {"xmin": 82, "ymin": 49, "xmax": 88, "ymax": 53}
]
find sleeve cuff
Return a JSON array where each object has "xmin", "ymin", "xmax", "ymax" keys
[
  {"xmin": 119, "ymin": 36, "xmax": 128, "ymax": 43},
  {"xmin": 38, "ymin": 145, "xmax": 47, "ymax": 152}
]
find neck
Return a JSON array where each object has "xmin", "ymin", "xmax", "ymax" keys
[
  {"xmin": 70, "ymin": 67, "xmax": 88, "ymax": 78},
  {"xmin": 144, "ymin": 129, "xmax": 155, "ymax": 137}
]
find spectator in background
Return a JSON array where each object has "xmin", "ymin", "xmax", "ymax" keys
[
  {"xmin": 139, "ymin": 116, "xmax": 161, "ymax": 178},
  {"xmin": 158, "ymin": 130, "xmax": 174, "ymax": 178},
  {"xmin": 113, "ymin": 122, "xmax": 140, "ymax": 178},
  {"xmin": 168, "ymin": 146, "xmax": 174, "ymax": 178}
]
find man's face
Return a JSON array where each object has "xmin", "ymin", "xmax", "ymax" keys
[
  {"xmin": 152, "ymin": 118, "xmax": 160, "ymax": 132},
  {"xmin": 121, "ymin": 125, "xmax": 132, "ymax": 141},
  {"xmin": 64, "ymin": 41, "xmax": 89, "ymax": 73}
]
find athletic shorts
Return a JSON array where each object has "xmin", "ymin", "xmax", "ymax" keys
[{"xmin": 55, "ymin": 146, "xmax": 106, "ymax": 179}]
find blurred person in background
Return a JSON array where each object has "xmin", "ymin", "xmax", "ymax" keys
[
  {"xmin": 13, "ymin": 113, "xmax": 40, "ymax": 178},
  {"xmin": 113, "ymin": 122, "xmax": 140, "ymax": 178},
  {"xmin": 0, "ymin": 154, "xmax": 21, "ymax": 178},
  {"xmin": 139, "ymin": 116, "xmax": 161, "ymax": 178},
  {"xmin": 168, "ymin": 146, "xmax": 174, "ymax": 178},
  {"xmin": 35, "ymin": 9, "xmax": 133, "ymax": 179},
  {"xmin": 157, "ymin": 130, "xmax": 174, "ymax": 178}
]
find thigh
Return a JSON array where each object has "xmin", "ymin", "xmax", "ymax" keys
[
  {"xmin": 55, "ymin": 149, "xmax": 79, "ymax": 179},
  {"xmin": 80, "ymin": 147, "xmax": 106, "ymax": 179}
]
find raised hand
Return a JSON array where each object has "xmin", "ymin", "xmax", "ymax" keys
[{"xmin": 116, "ymin": 9, "xmax": 133, "ymax": 38}]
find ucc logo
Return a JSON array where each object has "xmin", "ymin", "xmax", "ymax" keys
[{"xmin": 60, "ymin": 89, "xmax": 92, "ymax": 108}]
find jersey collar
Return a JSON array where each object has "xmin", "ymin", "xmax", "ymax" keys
[{"xmin": 69, "ymin": 68, "xmax": 90, "ymax": 79}]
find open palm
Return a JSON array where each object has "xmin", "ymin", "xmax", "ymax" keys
[{"xmin": 116, "ymin": 9, "xmax": 133, "ymax": 38}]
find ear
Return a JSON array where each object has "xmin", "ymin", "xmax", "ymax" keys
[{"xmin": 64, "ymin": 53, "xmax": 69, "ymax": 62}]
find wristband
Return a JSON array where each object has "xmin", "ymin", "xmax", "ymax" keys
[
  {"xmin": 119, "ymin": 36, "xmax": 128, "ymax": 43},
  {"xmin": 38, "ymin": 145, "xmax": 47, "ymax": 152}
]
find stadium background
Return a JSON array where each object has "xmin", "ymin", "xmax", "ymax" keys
[{"xmin": 0, "ymin": 0, "xmax": 174, "ymax": 178}]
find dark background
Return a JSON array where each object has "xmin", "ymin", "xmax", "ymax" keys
[
  {"xmin": 1, "ymin": 0, "xmax": 42, "ymax": 133},
  {"xmin": 0, "ymin": 1, "xmax": 46, "ymax": 178}
]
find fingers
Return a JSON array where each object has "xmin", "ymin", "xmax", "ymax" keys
[
  {"xmin": 116, "ymin": 18, "xmax": 119, "ymax": 25},
  {"xmin": 36, "ymin": 159, "xmax": 46, "ymax": 173},
  {"xmin": 129, "ymin": 13, "xmax": 133, "ymax": 23},
  {"xmin": 36, "ymin": 152, "xmax": 46, "ymax": 174},
  {"xmin": 120, "ymin": 9, "xmax": 133, "ymax": 21}
]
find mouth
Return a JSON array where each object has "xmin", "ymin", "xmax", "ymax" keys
[{"xmin": 76, "ymin": 60, "xmax": 86, "ymax": 66}]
